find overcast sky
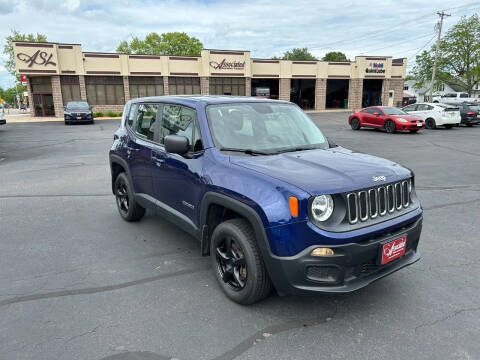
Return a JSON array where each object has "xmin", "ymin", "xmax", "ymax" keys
[{"xmin": 0, "ymin": 0, "xmax": 478, "ymax": 88}]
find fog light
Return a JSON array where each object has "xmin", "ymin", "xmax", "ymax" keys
[{"xmin": 311, "ymin": 247, "xmax": 334, "ymax": 256}]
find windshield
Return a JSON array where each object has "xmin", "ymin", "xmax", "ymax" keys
[
  {"xmin": 437, "ymin": 104, "xmax": 458, "ymax": 109},
  {"xmin": 66, "ymin": 101, "xmax": 89, "ymax": 109},
  {"xmin": 468, "ymin": 104, "xmax": 480, "ymax": 111},
  {"xmin": 383, "ymin": 107, "xmax": 407, "ymax": 115},
  {"xmin": 206, "ymin": 103, "xmax": 328, "ymax": 153}
]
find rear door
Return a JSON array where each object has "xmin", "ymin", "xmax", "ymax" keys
[{"xmin": 403, "ymin": 103, "xmax": 419, "ymax": 117}]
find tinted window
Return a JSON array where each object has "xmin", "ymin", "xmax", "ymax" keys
[
  {"xmin": 459, "ymin": 93, "xmax": 468, "ymax": 98},
  {"xmin": 66, "ymin": 101, "xmax": 89, "ymax": 109},
  {"xmin": 416, "ymin": 104, "xmax": 430, "ymax": 111},
  {"xmin": 135, "ymin": 103, "xmax": 159, "ymax": 141},
  {"xmin": 403, "ymin": 104, "xmax": 417, "ymax": 111},
  {"xmin": 161, "ymin": 105, "xmax": 196, "ymax": 151},
  {"xmin": 127, "ymin": 104, "xmax": 136, "ymax": 128}
]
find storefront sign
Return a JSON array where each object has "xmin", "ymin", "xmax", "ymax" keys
[
  {"xmin": 17, "ymin": 50, "xmax": 56, "ymax": 68},
  {"xmin": 209, "ymin": 59, "xmax": 245, "ymax": 71},
  {"xmin": 366, "ymin": 62, "xmax": 385, "ymax": 74}
]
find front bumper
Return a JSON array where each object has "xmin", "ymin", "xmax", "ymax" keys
[
  {"xmin": 0, "ymin": 119, "xmax": 6, "ymax": 125},
  {"xmin": 396, "ymin": 123, "xmax": 424, "ymax": 130},
  {"xmin": 265, "ymin": 216, "xmax": 422, "ymax": 295},
  {"xmin": 65, "ymin": 114, "xmax": 93, "ymax": 122}
]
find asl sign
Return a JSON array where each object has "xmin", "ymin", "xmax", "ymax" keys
[{"xmin": 17, "ymin": 50, "xmax": 56, "ymax": 68}]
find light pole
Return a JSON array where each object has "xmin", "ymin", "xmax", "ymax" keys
[{"xmin": 428, "ymin": 11, "xmax": 450, "ymax": 102}]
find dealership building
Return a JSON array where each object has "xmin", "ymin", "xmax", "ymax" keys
[{"xmin": 13, "ymin": 41, "xmax": 406, "ymax": 117}]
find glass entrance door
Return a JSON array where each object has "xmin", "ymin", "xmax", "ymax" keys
[{"xmin": 33, "ymin": 94, "xmax": 55, "ymax": 116}]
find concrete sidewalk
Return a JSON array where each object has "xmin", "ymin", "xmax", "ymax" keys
[{"xmin": 5, "ymin": 113, "xmax": 121, "ymax": 123}]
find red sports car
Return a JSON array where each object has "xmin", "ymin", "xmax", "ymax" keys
[{"xmin": 348, "ymin": 106, "xmax": 425, "ymax": 133}]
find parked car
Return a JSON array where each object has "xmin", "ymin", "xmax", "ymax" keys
[
  {"xmin": 253, "ymin": 87, "xmax": 270, "ymax": 98},
  {"xmin": 0, "ymin": 104, "xmax": 5, "ymax": 125},
  {"xmin": 402, "ymin": 102, "xmax": 460, "ymax": 129},
  {"xmin": 432, "ymin": 92, "xmax": 478, "ymax": 104},
  {"xmin": 444, "ymin": 102, "xmax": 480, "ymax": 126},
  {"xmin": 63, "ymin": 100, "xmax": 94, "ymax": 125},
  {"xmin": 349, "ymin": 106, "xmax": 425, "ymax": 133},
  {"xmin": 109, "ymin": 96, "xmax": 423, "ymax": 304}
]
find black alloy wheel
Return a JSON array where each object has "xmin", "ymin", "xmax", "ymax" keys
[
  {"xmin": 114, "ymin": 172, "xmax": 145, "ymax": 221},
  {"xmin": 385, "ymin": 120, "xmax": 396, "ymax": 133},
  {"xmin": 215, "ymin": 236, "xmax": 247, "ymax": 291},
  {"xmin": 116, "ymin": 180, "xmax": 129, "ymax": 216},
  {"xmin": 210, "ymin": 219, "xmax": 272, "ymax": 304},
  {"xmin": 425, "ymin": 118, "xmax": 436, "ymax": 129},
  {"xmin": 350, "ymin": 118, "xmax": 360, "ymax": 130}
]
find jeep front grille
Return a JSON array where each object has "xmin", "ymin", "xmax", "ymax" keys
[{"xmin": 346, "ymin": 179, "xmax": 412, "ymax": 224}]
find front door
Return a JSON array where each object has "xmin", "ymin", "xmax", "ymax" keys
[
  {"xmin": 152, "ymin": 103, "xmax": 204, "ymax": 225},
  {"xmin": 128, "ymin": 103, "xmax": 161, "ymax": 197}
]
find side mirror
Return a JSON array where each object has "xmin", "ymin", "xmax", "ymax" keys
[
  {"xmin": 373, "ymin": 112, "xmax": 380, "ymax": 116},
  {"xmin": 165, "ymin": 135, "xmax": 189, "ymax": 155}
]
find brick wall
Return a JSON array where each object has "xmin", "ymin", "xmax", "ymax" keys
[
  {"xmin": 348, "ymin": 78, "xmax": 363, "ymax": 109},
  {"xmin": 79, "ymin": 75, "xmax": 87, "ymax": 101},
  {"xmin": 51, "ymin": 75, "xmax": 64, "ymax": 118},
  {"xmin": 315, "ymin": 79, "xmax": 326, "ymax": 110},
  {"xmin": 245, "ymin": 77, "xmax": 251, "ymax": 97},
  {"xmin": 163, "ymin": 76, "xmax": 169, "ymax": 96},
  {"xmin": 26, "ymin": 76, "xmax": 34, "ymax": 115},
  {"xmin": 200, "ymin": 77, "xmax": 209, "ymax": 95},
  {"xmin": 123, "ymin": 76, "xmax": 130, "ymax": 102},
  {"xmin": 279, "ymin": 78, "xmax": 290, "ymax": 102},
  {"xmin": 390, "ymin": 78, "xmax": 404, "ymax": 107},
  {"xmin": 381, "ymin": 78, "xmax": 391, "ymax": 105}
]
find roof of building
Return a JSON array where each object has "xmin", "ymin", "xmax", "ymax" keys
[{"xmin": 128, "ymin": 95, "xmax": 292, "ymax": 106}]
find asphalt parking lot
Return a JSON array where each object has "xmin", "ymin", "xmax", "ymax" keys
[{"xmin": 1, "ymin": 112, "xmax": 479, "ymax": 360}]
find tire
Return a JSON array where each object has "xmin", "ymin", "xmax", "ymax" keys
[
  {"xmin": 385, "ymin": 120, "xmax": 396, "ymax": 133},
  {"xmin": 444, "ymin": 124, "xmax": 454, "ymax": 129},
  {"xmin": 65, "ymin": 121, "xmax": 70, "ymax": 125},
  {"xmin": 350, "ymin": 118, "xmax": 360, "ymax": 130},
  {"xmin": 466, "ymin": 123, "xmax": 473, "ymax": 127},
  {"xmin": 90, "ymin": 119, "xmax": 95, "ymax": 124},
  {"xmin": 114, "ymin": 172, "xmax": 145, "ymax": 222},
  {"xmin": 425, "ymin": 118, "xmax": 436, "ymax": 129},
  {"xmin": 210, "ymin": 218, "xmax": 272, "ymax": 305}
]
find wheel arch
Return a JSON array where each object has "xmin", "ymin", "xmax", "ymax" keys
[
  {"xmin": 109, "ymin": 154, "xmax": 133, "ymax": 194},
  {"xmin": 199, "ymin": 192, "xmax": 271, "ymax": 258}
]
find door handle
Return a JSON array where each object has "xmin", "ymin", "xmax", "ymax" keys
[{"xmin": 151, "ymin": 154, "xmax": 165, "ymax": 166}]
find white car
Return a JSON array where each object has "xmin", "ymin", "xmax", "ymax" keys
[
  {"xmin": 0, "ymin": 104, "xmax": 6, "ymax": 126},
  {"xmin": 432, "ymin": 92, "xmax": 478, "ymax": 104},
  {"xmin": 402, "ymin": 102, "xmax": 460, "ymax": 129}
]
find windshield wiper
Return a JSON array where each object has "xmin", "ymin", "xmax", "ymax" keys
[
  {"xmin": 218, "ymin": 147, "xmax": 272, "ymax": 156},
  {"xmin": 275, "ymin": 146, "xmax": 320, "ymax": 154}
]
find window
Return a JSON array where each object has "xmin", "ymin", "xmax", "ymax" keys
[
  {"xmin": 129, "ymin": 77, "xmax": 164, "ymax": 99},
  {"xmin": 206, "ymin": 103, "xmax": 327, "ymax": 152},
  {"xmin": 30, "ymin": 77, "xmax": 52, "ymax": 93},
  {"xmin": 61, "ymin": 76, "xmax": 81, "ymax": 103},
  {"xmin": 459, "ymin": 93, "xmax": 468, "ymax": 98},
  {"xmin": 416, "ymin": 104, "xmax": 429, "ymax": 111},
  {"xmin": 135, "ymin": 103, "xmax": 159, "ymax": 141},
  {"xmin": 168, "ymin": 77, "xmax": 200, "ymax": 95},
  {"xmin": 127, "ymin": 104, "xmax": 136, "ymax": 128},
  {"xmin": 160, "ymin": 105, "xmax": 199, "ymax": 152},
  {"xmin": 209, "ymin": 77, "xmax": 245, "ymax": 96},
  {"xmin": 85, "ymin": 76, "xmax": 125, "ymax": 105},
  {"xmin": 403, "ymin": 104, "xmax": 417, "ymax": 111},
  {"xmin": 403, "ymin": 85, "xmax": 409, "ymax": 91}
]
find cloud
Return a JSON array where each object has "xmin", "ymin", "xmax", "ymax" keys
[
  {"xmin": 0, "ymin": 0, "xmax": 16, "ymax": 13},
  {"xmin": 0, "ymin": 0, "xmax": 477, "ymax": 85}
]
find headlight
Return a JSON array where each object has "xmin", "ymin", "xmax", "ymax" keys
[
  {"xmin": 397, "ymin": 118, "xmax": 408, "ymax": 123},
  {"xmin": 311, "ymin": 195, "xmax": 334, "ymax": 222}
]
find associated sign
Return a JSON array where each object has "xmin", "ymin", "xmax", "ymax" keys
[
  {"xmin": 17, "ymin": 50, "xmax": 56, "ymax": 68},
  {"xmin": 209, "ymin": 58, "xmax": 245, "ymax": 71},
  {"xmin": 366, "ymin": 62, "xmax": 385, "ymax": 74}
]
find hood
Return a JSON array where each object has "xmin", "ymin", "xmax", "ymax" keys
[{"xmin": 230, "ymin": 147, "xmax": 411, "ymax": 195}]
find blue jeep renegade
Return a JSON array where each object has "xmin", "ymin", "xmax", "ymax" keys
[{"xmin": 109, "ymin": 96, "xmax": 422, "ymax": 304}]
